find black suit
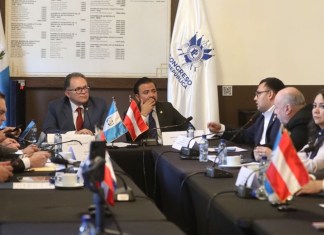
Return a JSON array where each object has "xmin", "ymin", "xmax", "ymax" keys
[
  {"xmin": 42, "ymin": 96, "xmax": 108, "ymax": 134},
  {"xmin": 126, "ymin": 101, "xmax": 192, "ymax": 142},
  {"xmin": 0, "ymin": 146, "xmax": 25, "ymax": 173},
  {"xmin": 285, "ymin": 104, "xmax": 312, "ymax": 151}
]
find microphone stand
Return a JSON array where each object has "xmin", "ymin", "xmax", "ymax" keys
[{"xmin": 107, "ymin": 141, "xmax": 119, "ymax": 149}]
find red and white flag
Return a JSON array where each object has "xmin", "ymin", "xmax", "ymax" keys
[
  {"xmin": 266, "ymin": 129, "xmax": 309, "ymax": 202},
  {"xmin": 123, "ymin": 99, "xmax": 148, "ymax": 141},
  {"xmin": 101, "ymin": 151, "xmax": 117, "ymax": 206}
]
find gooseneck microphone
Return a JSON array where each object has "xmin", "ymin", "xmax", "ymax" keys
[
  {"xmin": 229, "ymin": 111, "xmax": 260, "ymax": 141},
  {"xmin": 153, "ymin": 116, "xmax": 193, "ymax": 130},
  {"xmin": 180, "ymin": 133, "xmax": 215, "ymax": 158},
  {"xmin": 141, "ymin": 116, "xmax": 193, "ymax": 146}
]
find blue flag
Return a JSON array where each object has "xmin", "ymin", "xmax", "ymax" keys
[{"xmin": 103, "ymin": 100, "xmax": 127, "ymax": 143}]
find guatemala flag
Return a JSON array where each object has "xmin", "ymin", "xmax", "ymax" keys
[
  {"xmin": 0, "ymin": 12, "xmax": 10, "ymax": 128},
  {"xmin": 103, "ymin": 99, "xmax": 127, "ymax": 143},
  {"xmin": 168, "ymin": 0, "xmax": 219, "ymax": 131}
]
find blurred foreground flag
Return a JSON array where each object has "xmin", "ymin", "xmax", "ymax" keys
[
  {"xmin": 123, "ymin": 99, "xmax": 148, "ymax": 141},
  {"xmin": 103, "ymin": 99, "xmax": 127, "ymax": 143},
  {"xmin": 101, "ymin": 151, "xmax": 117, "ymax": 206},
  {"xmin": 266, "ymin": 129, "xmax": 309, "ymax": 202},
  {"xmin": 168, "ymin": 0, "xmax": 219, "ymax": 131},
  {"xmin": 0, "ymin": 12, "xmax": 10, "ymax": 127}
]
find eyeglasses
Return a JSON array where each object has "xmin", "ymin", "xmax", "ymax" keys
[
  {"xmin": 255, "ymin": 90, "xmax": 270, "ymax": 97},
  {"xmin": 66, "ymin": 86, "xmax": 90, "ymax": 94}
]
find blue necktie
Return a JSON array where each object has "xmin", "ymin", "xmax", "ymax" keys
[{"xmin": 148, "ymin": 111, "xmax": 157, "ymax": 139}]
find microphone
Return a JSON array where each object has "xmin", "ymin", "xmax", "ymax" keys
[
  {"xmin": 153, "ymin": 116, "xmax": 193, "ymax": 130},
  {"xmin": 229, "ymin": 111, "xmax": 260, "ymax": 141},
  {"xmin": 48, "ymin": 140, "xmax": 82, "ymax": 165},
  {"xmin": 180, "ymin": 133, "xmax": 215, "ymax": 158},
  {"xmin": 141, "ymin": 116, "xmax": 193, "ymax": 146}
]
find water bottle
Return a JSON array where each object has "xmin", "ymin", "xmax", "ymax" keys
[
  {"xmin": 78, "ymin": 214, "xmax": 96, "ymax": 235},
  {"xmin": 218, "ymin": 139, "xmax": 227, "ymax": 165},
  {"xmin": 254, "ymin": 156, "xmax": 268, "ymax": 200},
  {"xmin": 54, "ymin": 130, "xmax": 62, "ymax": 155},
  {"xmin": 28, "ymin": 124, "xmax": 37, "ymax": 144},
  {"xmin": 187, "ymin": 124, "xmax": 194, "ymax": 138},
  {"xmin": 199, "ymin": 135, "xmax": 208, "ymax": 162}
]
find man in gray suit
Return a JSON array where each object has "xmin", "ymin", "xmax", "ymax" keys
[{"xmin": 42, "ymin": 72, "xmax": 108, "ymax": 135}]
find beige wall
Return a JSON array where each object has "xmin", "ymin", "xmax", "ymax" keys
[{"xmin": 205, "ymin": 0, "xmax": 324, "ymax": 85}]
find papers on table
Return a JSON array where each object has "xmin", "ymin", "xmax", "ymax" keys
[
  {"xmin": 47, "ymin": 132, "xmax": 95, "ymax": 161},
  {"xmin": 13, "ymin": 182, "xmax": 55, "ymax": 189}
]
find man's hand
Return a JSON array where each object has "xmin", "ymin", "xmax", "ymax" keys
[
  {"xmin": 0, "ymin": 138, "xmax": 20, "ymax": 150},
  {"xmin": 22, "ymin": 144, "xmax": 39, "ymax": 154},
  {"xmin": 29, "ymin": 151, "xmax": 51, "ymax": 168},
  {"xmin": 75, "ymin": 128, "xmax": 93, "ymax": 135},
  {"xmin": 207, "ymin": 122, "xmax": 222, "ymax": 133},
  {"xmin": 0, "ymin": 126, "xmax": 21, "ymax": 137},
  {"xmin": 0, "ymin": 162, "xmax": 13, "ymax": 182},
  {"xmin": 296, "ymin": 180, "xmax": 322, "ymax": 195},
  {"xmin": 140, "ymin": 97, "xmax": 156, "ymax": 117}
]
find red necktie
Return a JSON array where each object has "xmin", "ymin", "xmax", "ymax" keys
[{"xmin": 76, "ymin": 107, "xmax": 83, "ymax": 131}]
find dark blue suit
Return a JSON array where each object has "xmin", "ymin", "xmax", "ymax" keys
[
  {"xmin": 222, "ymin": 112, "xmax": 281, "ymax": 149},
  {"xmin": 42, "ymin": 96, "xmax": 108, "ymax": 134}
]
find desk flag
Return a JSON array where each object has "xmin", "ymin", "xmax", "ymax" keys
[
  {"xmin": 101, "ymin": 151, "xmax": 117, "ymax": 206},
  {"xmin": 123, "ymin": 99, "xmax": 148, "ymax": 141},
  {"xmin": 168, "ymin": 0, "xmax": 219, "ymax": 131},
  {"xmin": 103, "ymin": 99, "xmax": 127, "ymax": 143},
  {"xmin": 266, "ymin": 128, "xmax": 309, "ymax": 202},
  {"xmin": 0, "ymin": 12, "xmax": 10, "ymax": 128}
]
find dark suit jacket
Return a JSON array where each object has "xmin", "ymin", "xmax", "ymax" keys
[
  {"xmin": 0, "ymin": 146, "xmax": 25, "ymax": 173},
  {"xmin": 126, "ymin": 101, "xmax": 192, "ymax": 142},
  {"xmin": 222, "ymin": 112, "xmax": 281, "ymax": 149},
  {"xmin": 285, "ymin": 104, "xmax": 312, "ymax": 151},
  {"xmin": 42, "ymin": 96, "xmax": 108, "ymax": 134}
]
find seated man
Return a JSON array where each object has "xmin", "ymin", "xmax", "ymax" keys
[
  {"xmin": 0, "ymin": 92, "xmax": 50, "ymax": 173},
  {"xmin": 254, "ymin": 87, "xmax": 312, "ymax": 160},
  {"xmin": 43, "ymin": 72, "xmax": 108, "ymax": 135},
  {"xmin": 208, "ymin": 77, "xmax": 285, "ymax": 159},
  {"xmin": 126, "ymin": 77, "xmax": 193, "ymax": 144}
]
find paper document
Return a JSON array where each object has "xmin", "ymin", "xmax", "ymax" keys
[{"xmin": 13, "ymin": 182, "xmax": 55, "ymax": 189}]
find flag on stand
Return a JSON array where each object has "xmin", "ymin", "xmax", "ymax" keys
[
  {"xmin": 266, "ymin": 129, "xmax": 309, "ymax": 202},
  {"xmin": 123, "ymin": 99, "xmax": 148, "ymax": 141},
  {"xmin": 103, "ymin": 99, "xmax": 127, "ymax": 143},
  {"xmin": 0, "ymin": 12, "xmax": 10, "ymax": 128},
  {"xmin": 168, "ymin": 0, "xmax": 219, "ymax": 131},
  {"xmin": 101, "ymin": 151, "xmax": 117, "ymax": 206}
]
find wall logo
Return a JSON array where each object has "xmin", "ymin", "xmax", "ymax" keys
[{"xmin": 178, "ymin": 33, "xmax": 213, "ymax": 70}]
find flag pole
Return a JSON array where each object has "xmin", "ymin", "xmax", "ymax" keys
[{"xmin": 107, "ymin": 97, "xmax": 119, "ymax": 149}]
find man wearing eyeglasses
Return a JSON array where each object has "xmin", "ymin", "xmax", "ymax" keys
[
  {"xmin": 208, "ymin": 77, "xmax": 285, "ymax": 160},
  {"xmin": 42, "ymin": 72, "xmax": 107, "ymax": 135}
]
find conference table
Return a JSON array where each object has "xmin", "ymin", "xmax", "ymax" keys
[
  {"xmin": 0, "ymin": 161, "xmax": 185, "ymax": 235},
  {"xmin": 109, "ymin": 141, "xmax": 324, "ymax": 235}
]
